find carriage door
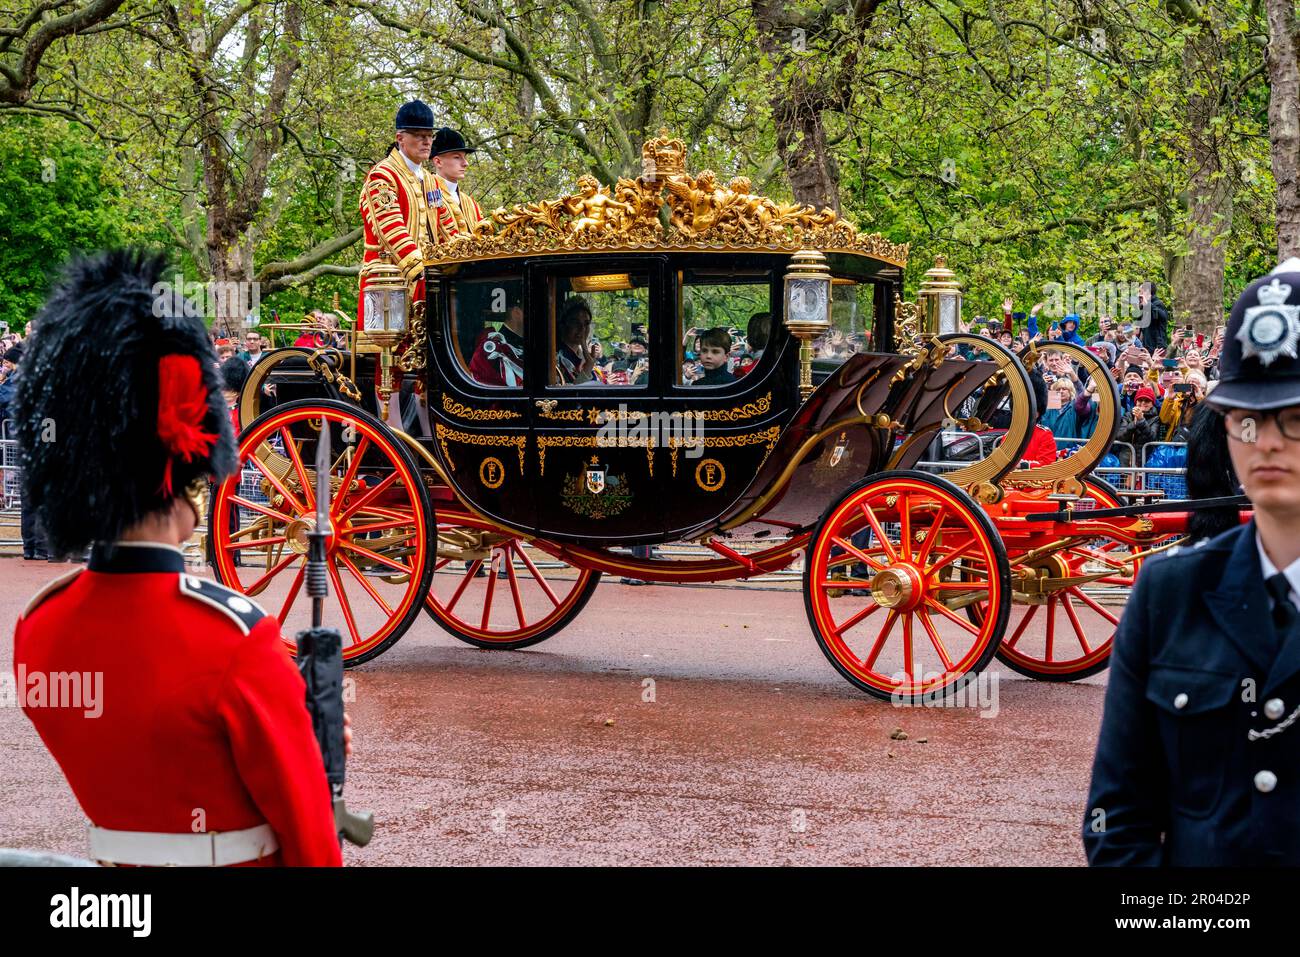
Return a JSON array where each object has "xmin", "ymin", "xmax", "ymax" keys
[{"xmin": 526, "ymin": 256, "xmax": 669, "ymax": 543}]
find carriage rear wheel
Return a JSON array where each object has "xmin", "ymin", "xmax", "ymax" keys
[
  {"xmin": 209, "ymin": 399, "xmax": 436, "ymax": 666},
  {"xmin": 804, "ymin": 470, "xmax": 1011, "ymax": 703},
  {"xmin": 977, "ymin": 478, "xmax": 1146, "ymax": 681},
  {"xmin": 422, "ymin": 507, "xmax": 600, "ymax": 649}
]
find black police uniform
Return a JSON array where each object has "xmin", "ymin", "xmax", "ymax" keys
[{"xmin": 1084, "ymin": 258, "xmax": 1300, "ymax": 866}]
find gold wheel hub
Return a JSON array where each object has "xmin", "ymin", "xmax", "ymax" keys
[
  {"xmin": 284, "ymin": 518, "xmax": 334, "ymax": 556},
  {"xmin": 871, "ymin": 566, "xmax": 921, "ymax": 610}
]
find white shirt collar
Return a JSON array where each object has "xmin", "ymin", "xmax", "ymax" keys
[
  {"xmin": 1256, "ymin": 531, "xmax": 1300, "ymax": 606},
  {"xmin": 442, "ymin": 177, "xmax": 459, "ymax": 201},
  {"xmin": 400, "ymin": 152, "xmax": 424, "ymax": 181}
]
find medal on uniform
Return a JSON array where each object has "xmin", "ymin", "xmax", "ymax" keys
[
  {"xmin": 1238, "ymin": 277, "xmax": 1300, "ymax": 366},
  {"xmin": 431, "ymin": 188, "xmax": 442, "ymax": 205}
]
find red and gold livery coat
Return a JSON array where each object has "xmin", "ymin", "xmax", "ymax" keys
[
  {"xmin": 358, "ymin": 147, "xmax": 435, "ymax": 321},
  {"xmin": 429, "ymin": 173, "xmax": 486, "ymax": 244}
]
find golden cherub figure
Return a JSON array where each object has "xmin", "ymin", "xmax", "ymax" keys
[{"xmin": 564, "ymin": 174, "xmax": 636, "ymax": 235}]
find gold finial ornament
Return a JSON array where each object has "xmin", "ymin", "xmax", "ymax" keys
[
  {"xmin": 784, "ymin": 250, "xmax": 833, "ymax": 401},
  {"xmin": 422, "ymin": 131, "xmax": 908, "ymax": 268}
]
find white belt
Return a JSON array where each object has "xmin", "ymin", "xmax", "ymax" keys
[{"xmin": 88, "ymin": 823, "xmax": 279, "ymax": 867}]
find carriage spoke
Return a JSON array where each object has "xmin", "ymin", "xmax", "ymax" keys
[
  {"xmin": 858, "ymin": 501, "xmax": 898, "ymax": 563},
  {"xmin": 327, "ymin": 560, "xmax": 362, "ymax": 646},
  {"xmin": 834, "ymin": 599, "xmax": 881, "ymax": 634},
  {"xmin": 897, "ymin": 494, "xmax": 912, "ymax": 562},
  {"xmin": 339, "ymin": 470, "xmax": 401, "ymax": 523},
  {"xmin": 340, "ymin": 540, "xmax": 415, "ymax": 576},
  {"xmin": 1045, "ymin": 597, "xmax": 1057, "ymax": 661},
  {"xmin": 1069, "ymin": 586, "xmax": 1121, "ymax": 625},
  {"xmin": 514, "ymin": 542, "xmax": 561, "ymax": 606},
  {"xmin": 1061, "ymin": 592, "xmax": 1091, "ymax": 654},
  {"xmin": 503, "ymin": 548, "xmax": 527, "ymax": 627},
  {"xmin": 444, "ymin": 560, "xmax": 483, "ymax": 615},
  {"xmin": 339, "ymin": 551, "xmax": 395, "ymax": 617},
  {"xmin": 333, "ymin": 436, "xmax": 370, "ymax": 520},
  {"xmin": 925, "ymin": 539, "xmax": 976, "ymax": 576},
  {"xmin": 481, "ymin": 553, "xmax": 501, "ymax": 630},
  {"xmin": 280, "ymin": 427, "xmax": 315, "ymax": 512},
  {"xmin": 245, "ymin": 552, "xmax": 301, "ymax": 596},
  {"xmin": 830, "ymin": 536, "xmax": 887, "ymax": 572},
  {"xmin": 862, "ymin": 609, "xmax": 899, "ymax": 670},
  {"xmin": 277, "ymin": 566, "xmax": 305, "ymax": 625},
  {"xmin": 231, "ymin": 495, "xmax": 294, "ymax": 524},
  {"xmin": 1004, "ymin": 603, "xmax": 1039, "ymax": 649},
  {"xmin": 250, "ymin": 453, "xmax": 308, "ymax": 517},
  {"xmin": 924, "ymin": 596, "xmax": 981, "ymax": 635},
  {"xmin": 902, "ymin": 613, "xmax": 914, "ymax": 680},
  {"xmin": 918, "ymin": 609, "xmax": 956, "ymax": 672},
  {"xmin": 914, "ymin": 504, "xmax": 948, "ymax": 567},
  {"xmin": 224, "ymin": 535, "xmax": 288, "ymax": 551}
]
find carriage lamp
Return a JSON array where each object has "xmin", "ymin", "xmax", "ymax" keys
[
  {"xmin": 784, "ymin": 250, "xmax": 833, "ymax": 400},
  {"xmin": 916, "ymin": 255, "xmax": 962, "ymax": 336},
  {"xmin": 361, "ymin": 261, "xmax": 409, "ymax": 419}
]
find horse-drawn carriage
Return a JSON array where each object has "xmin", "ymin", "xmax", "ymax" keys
[{"xmin": 208, "ymin": 132, "xmax": 1207, "ymax": 701}]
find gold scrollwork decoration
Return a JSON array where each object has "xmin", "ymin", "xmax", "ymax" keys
[
  {"xmin": 695, "ymin": 392, "xmax": 772, "ymax": 422},
  {"xmin": 441, "ymin": 393, "xmax": 523, "ymax": 421},
  {"xmin": 537, "ymin": 434, "xmax": 656, "ymax": 476},
  {"xmin": 422, "ymin": 131, "xmax": 908, "ymax": 268},
  {"xmin": 435, "ymin": 424, "xmax": 526, "ymax": 475}
]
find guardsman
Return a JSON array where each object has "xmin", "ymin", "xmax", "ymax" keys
[
  {"xmin": 358, "ymin": 99, "xmax": 438, "ymax": 322},
  {"xmin": 1084, "ymin": 258, "xmax": 1300, "ymax": 866},
  {"xmin": 12, "ymin": 249, "xmax": 342, "ymax": 867},
  {"xmin": 428, "ymin": 126, "xmax": 486, "ymax": 243}
]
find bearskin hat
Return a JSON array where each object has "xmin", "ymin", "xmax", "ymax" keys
[{"xmin": 13, "ymin": 249, "xmax": 238, "ymax": 557}]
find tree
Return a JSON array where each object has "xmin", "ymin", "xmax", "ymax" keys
[{"xmin": 1266, "ymin": 0, "xmax": 1300, "ymax": 258}]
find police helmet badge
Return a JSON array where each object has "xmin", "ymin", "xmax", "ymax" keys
[{"xmin": 1238, "ymin": 277, "xmax": 1300, "ymax": 367}]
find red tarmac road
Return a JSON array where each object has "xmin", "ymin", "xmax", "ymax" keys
[{"xmin": 0, "ymin": 558, "xmax": 1107, "ymax": 865}]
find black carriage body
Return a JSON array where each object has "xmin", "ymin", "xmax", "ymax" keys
[{"xmin": 339, "ymin": 249, "xmax": 996, "ymax": 548}]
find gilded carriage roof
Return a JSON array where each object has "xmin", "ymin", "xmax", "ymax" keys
[{"xmin": 420, "ymin": 131, "xmax": 909, "ymax": 269}]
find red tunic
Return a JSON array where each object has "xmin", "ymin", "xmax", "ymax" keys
[
  {"xmin": 13, "ymin": 543, "xmax": 341, "ymax": 866},
  {"xmin": 1021, "ymin": 424, "xmax": 1060, "ymax": 468},
  {"xmin": 358, "ymin": 149, "xmax": 433, "ymax": 324}
]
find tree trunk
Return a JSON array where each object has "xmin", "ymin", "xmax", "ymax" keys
[
  {"xmin": 751, "ymin": 0, "xmax": 841, "ymax": 211},
  {"xmin": 1177, "ymin": 24, "xmax": 1233, "ymax": 333},
  {"xmin": 1267, "ymin": 0, "xmax": 1300, "ymax": 259}
]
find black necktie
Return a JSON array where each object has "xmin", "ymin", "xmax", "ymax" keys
[{"xmin": 1266, "ymin": 573, "xmax": 1297, "ymax": 637}]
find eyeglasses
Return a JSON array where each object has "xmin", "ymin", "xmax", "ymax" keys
[{"xmin": 1224, "ymin": 407, "xmax": 1300, "ymax": 441}]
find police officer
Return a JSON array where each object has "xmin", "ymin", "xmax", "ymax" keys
[
  {"xmin": 1084, "ymin": 258, "xmax": 1300, "ymax": 866},
  {"xmin": 12, "ymin": 250, "xmax": 342, "ymax": 866}
]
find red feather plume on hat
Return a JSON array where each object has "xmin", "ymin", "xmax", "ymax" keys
[{"xmin": 156, "ymin": 354, "xmax": 219, "ymax": 496}]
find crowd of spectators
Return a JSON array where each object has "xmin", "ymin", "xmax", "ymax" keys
[{"xmin": 955, "ymin": 282, "xmax": 1209, "ymax": 471}]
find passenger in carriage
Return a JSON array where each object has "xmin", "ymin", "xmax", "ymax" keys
[
  {"xmin": 469, "ymin": 302, "xmax": 525, "ymax": 387},
  {"xmin": 555, "ymin": 298, "xmax": 598, "ymax": 385},
  {"xmin": 687, "ymin": 327, "xmax": 737, "ymax": 386}
]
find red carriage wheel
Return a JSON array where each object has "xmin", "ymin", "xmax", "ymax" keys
[
  {"xmin": 803, "ymin": 470, "xmax": 1010, "ymax": 702},
  {"xmin": 209, "ymin": 399, "xmax": 435, "ymax": 666},
  {"xmin": 423, "ymin": 508, "xmax": 600, "ymax": 649},
  {"xmin": 981, "ymin": 478, "xmax": 1152, "ymax": 681}
]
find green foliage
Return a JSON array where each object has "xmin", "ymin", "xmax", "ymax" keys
[{"xmin": 0, "ymin": 117, "xmax": 128, "ymax": 331}]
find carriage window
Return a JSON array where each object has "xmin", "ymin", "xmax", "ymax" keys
[
  {"xmin": 814, "ymin": 280, "xmax": 875, "ymax": 363},
  {"xmin": 549, "ymin": 272, "xmax": 651, "ymax": 387},
  {"xmin": 679, "ymin": 271, "xmax": 772, "ymax": 386},
  {"xmin": 450, "ymin": 272, "xmax": 525, "ymax": 388}
]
